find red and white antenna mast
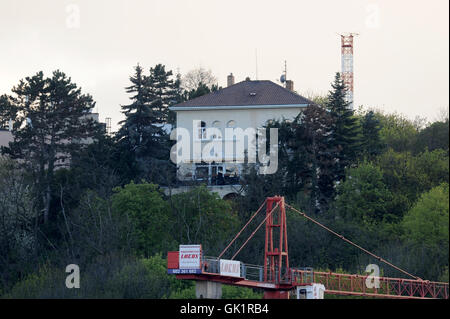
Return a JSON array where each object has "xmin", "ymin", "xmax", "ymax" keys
[{"xmin": 340, "ymin": 33, "xmax": 358, "ymax": 109}]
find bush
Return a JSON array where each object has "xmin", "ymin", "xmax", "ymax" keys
[
  {"xmin": 169, "ymin": 186, "xmax": 239, "ymax": 255},
  {"xmin": 334, "ymin": 162, "xmax": 394, "ymax": 224},
  {"xmin": 112, "ymin": 182, "xmax": 174, "ymax": 257},
  {"xmin": 402, "ymin": 183, "xmax": 449, "ymax": 249}
]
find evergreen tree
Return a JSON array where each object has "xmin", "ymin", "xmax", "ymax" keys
[
  {"xmin": 0, "ymin": 70, "xmax": 102, "ymax": 223},
  {"xmin": 296, "ymin": 104, "xmax": 336, "ymax": 213},
  {"xmin": 115, "ymin": 64, "xmax": 177, "ymax": 185},
  {"xmin": 360, "ymin": 110, "xmax": 385, "ymax": 159},
  {"xmin": 326, "ymin": 73, "xmax": 361, "ymax": 182},
  {"xmin": 147, "ymin": 64, "xmax": 178, "ymax": 124},
  {"xmin": 169, "ymin": 72, "xmax": 184, "ymax": 125},
  {"xmin": 184, "ymin": 82, "xmax": 220, "ymax": 101}
]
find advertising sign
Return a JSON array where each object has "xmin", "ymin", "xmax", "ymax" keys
[
  {"xmin": 179, "ymin": 245, "xmax": 202, "ymax": 270},
  {"xmin": 220, "ymin": 259, "xmax": 241, "ymax": 278}
]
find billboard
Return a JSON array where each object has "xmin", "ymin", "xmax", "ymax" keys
[
  {"xmin": 220, "ymin": 259, "xmax": 241, "ymax": 278},
  {"xmin": 179, "ymin": 245, "xmax": 202, "ymax": 270}
]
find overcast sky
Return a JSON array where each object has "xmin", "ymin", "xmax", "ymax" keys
[{"xmin": 1, "ymin": 0, "xmax": 448, "ymax": 131}]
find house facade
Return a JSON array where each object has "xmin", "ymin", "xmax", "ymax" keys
[{"xmin": 169, "ymin": 76, "xmax": 313, "ymax": 198}]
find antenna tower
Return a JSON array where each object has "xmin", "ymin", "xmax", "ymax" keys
[{"xmin": 340, "ymin": 33, "xmax": 358, "ymax": 109}]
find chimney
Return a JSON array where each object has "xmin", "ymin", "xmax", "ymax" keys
[
  {"xmin": 227, "ymin": 73, "xmax": 235, "ymax": 87},
  {"xmin": 286, "ymin": 80, "xmax": 294, "ymax": 92}
]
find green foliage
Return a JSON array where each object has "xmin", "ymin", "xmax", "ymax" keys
[
  {"xmin": 414, "ymin": 120, "xmax": 449, "ymax": 154},
  {"xmin": 0, "ymin": 70, "xmax": 102, "ymax": 224},
  {"xmin": 184, "ymin": 82, "xmax": 220, "ymax": 100},
  {"xmin": 402, "ymin": 183, "xmax": 449, "ymax": 249},
  {"xmin": 439, "ymin": 266, "xmax": 449, "ymax": 283},
  {"xmin": 166, "ymin": 284, "xmax": 262, "ymax": 299},
  {"xmin": 167, "ymin": 285, "xmax": 196, "ymax": 299},
  {"xmin": 326, "ymin": 73, "xmax": 361, "ymax": 181},
  {"xmin": 2, "ymin": 254, "xmax": 176, "ymax": 299},
  {"xmin": 115, "ymin": 64, "xmax": 177, "ymax": 185},
  {"xmin": 169, "ymin": 186, "xmax": 239, "ymax": 255},
  {"xmin": 335, "ymin": 162, "xmax": 395, "ymax": 224},
  {"xmin": 378, "ymin": 112, "xmax": 419, "ymax": 153},
  {"xmin": 297, "ymin": 104, "xmax": 336, "ymax": 210},
  {"xmin": 376, "ymin": 148, "xmax": 449, "ymax": 216},
  {"xmin": 412, "ymin": 149, "xmax": 449, "ymax": 190},
  {"xmin": 222, "ymin": 285, "xmax": 262, "ymax": 299},
  {"xmin": 2, "ymin": 264, "xmax": 67, "ymax": 299},
  {"xmin": 359, "ymin": 110, "xmax": 385, "ymax": 158},
  {"xmin": 66, "ymin": 190, "xmax": 133, "ymax": 265},
  {"xmin": 101, "ymin": 254, "xmax": 172, "ymax": 298},
  {"xmin": 1, "ymin": 66, "xmax": 449, "ymax": 298},
  {"xmin": 0, "ymin": 158, "xmax": 37, "ymax": 290},
  {"xmin": 111, "ymin": 182, "xmax": 174, "ymax": 257}
]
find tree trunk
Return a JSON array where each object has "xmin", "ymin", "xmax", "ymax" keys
[{"xmin": 43, "ymin": 184, "xmax": 51, "ymax": 224}]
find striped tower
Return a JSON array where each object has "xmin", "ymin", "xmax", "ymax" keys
[{"xmin": 340, "ymin": 33, "xmax": 357, "ymax": 109}]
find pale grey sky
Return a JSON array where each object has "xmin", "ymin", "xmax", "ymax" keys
[{"xmin": 1, "ymin": 0, "xmax": 448, "ymax": 131}]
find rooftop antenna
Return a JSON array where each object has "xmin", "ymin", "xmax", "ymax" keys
[
  {"xmin": 255, "ymin": 49, "xmax": 259, "ymax": 80},
  {"xmin": 280, "ymin": 60, "xmax": 287, "ymax": 87}
]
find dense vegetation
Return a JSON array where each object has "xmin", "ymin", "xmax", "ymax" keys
[{"xmin": 0, "ymin": 66, "xmax": 448, "ymax": 298}]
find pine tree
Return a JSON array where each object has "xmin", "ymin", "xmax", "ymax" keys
[
  {"xmin": 0, "ymin": 70, "xmax": 102, "ymax": 223},
  {"xmin": 169, "ymin": 72, "xmax": 184, "ymax": 125},
  {"xmin": 184, "ymin": 82, "xmax": 220, "ymax": 101},
  {"xmin": 115, "ymin": 64, "xmax": 177, "ymax": 184},
  {"xmin": 327, "ymin": 73, "xmax": 361, "ymax": 182},
  {"xmin": 148, "ymin": 64, "xmax": 178, "ymax": 123}
]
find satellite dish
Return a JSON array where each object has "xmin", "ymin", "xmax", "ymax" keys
[{"xmin": 280, "ymin": 74, "xmax": 286, "ymax": 83}]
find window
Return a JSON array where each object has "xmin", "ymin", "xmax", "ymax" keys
[
  {"xmin": 197, "ymin": 121, "xmax": 207, "ymax": 140},
  {"xmin": 227, "ymin": 120, "xmax": 236, "ymax": 128},
  {"xmin": 211, "ymin": 121, "xmax": 221, "ymax": 139}
]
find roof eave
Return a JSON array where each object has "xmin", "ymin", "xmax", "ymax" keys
[{"xmin": 169, "ymin": 104, "xmax": 310, "ymax": 111}]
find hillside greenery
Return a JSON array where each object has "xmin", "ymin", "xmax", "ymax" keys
[{"xmin": 0, "ymin": 67, "xmax": 448, "ymax": 298}]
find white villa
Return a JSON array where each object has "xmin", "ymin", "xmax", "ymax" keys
[{"xmin": 168, "ymin": 74, "xmax": 313, "ymax": 199}]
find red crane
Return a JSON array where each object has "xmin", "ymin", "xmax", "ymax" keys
[{"xmin": 168, "ymin": 196, "xmax": 449, "ymax": 299}]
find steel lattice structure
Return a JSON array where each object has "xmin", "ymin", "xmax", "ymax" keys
[{"xmin": 341, "ymin": 33, "xmax": 357, "ymax": 109}]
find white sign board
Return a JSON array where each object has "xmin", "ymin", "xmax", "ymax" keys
[
  {"xmin": 296, "ymin": 284, "xmax": 326, "ymax": 299},
  {"xmin": 220, "ymin": 259, "xmax": 241, "ymax": 278},
  {"xmin": 179, "ymin": 245, "xmax": 201, "ymax": 270}
]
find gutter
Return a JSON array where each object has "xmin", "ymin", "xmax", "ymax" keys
[{"xmin": 169, "ymin": 104, "xmax": 309, "ymax": 111}]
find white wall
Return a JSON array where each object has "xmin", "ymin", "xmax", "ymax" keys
[
  {"xmin": 174, "ymin": 106, "xmax": 305, "ymax": 181},
  {"xmin": 176, "ymin": 107, "xmax": 303, "ymax": 133}
]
